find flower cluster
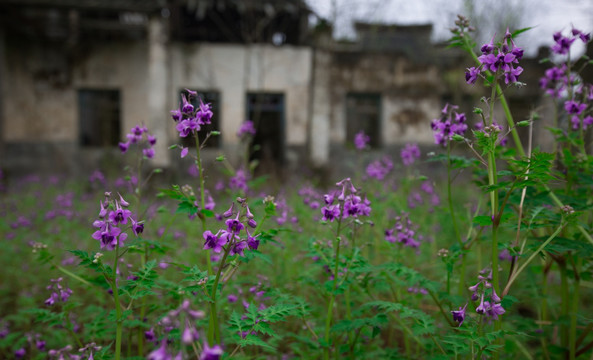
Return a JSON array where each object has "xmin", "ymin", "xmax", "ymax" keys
[
  {"xmin": 237, "ymin": 120, "xmax": 256, "ymax": 138},
  {"xmin": 229, "ymin": 169, "xmax": 249, "ymax": 193},
  {"xmin": 44, "ymin": 277, "xmax": 72, "ymax": 306},
  {"xmin": 171, "ymin": 89, "xmax": 213, "ymax": 138},
  {"xmin": 91, "ymin": 192, "xmax": 142, "ymax": 250},
  {"xmin": 118, "ymin": 125, "xmax": 157, "ymax": 158},
  {"xmin": 298, "ymin": 185, "xmax": 322, "ymax": 210},
  {"xmin": 48, "ymin": 345, "xmax": 80, "ymax": 360},
  {"xmin": 321, "ymin": 178, "xmax": 371, "ymax": 222},
  {"xmin": 203, "ymin": 198, "xmax": 259, "ymax": 256},
  {"xmin": 145, "ymin": 299, "xmax": 211, "ymax": 359},
  {"xmin": 551, "ymin": 28, "xmax": 590, "ymax": 55},
  {"xmin": 465, "ymin": 29, "xmax": 524, "ymax": 85},
  {"xmin": 469, "ymin": 270, "xmax": 505, "ymax": 321},
  {"xmin": 384, "ymin": 212, "xmax": 421, "ymax": 249},
  {"xmin": 400, "ymin": 143, "xmax": 421, "ymax": 166},
  {"xmin": 354, "ymin": 131, "xmax": 370, "ymax": 150},
  {"xmin": 565, "ymin": 100, "xmax": 593, "ymax": 130},
  {"xmin": 539, "ymin": 64, "xmax": 569, "ymax": 98},
  {"xmin": 366, "ymin": 156, "xmax": 393, "ymax": 180},
  {"xmin": 430, "ymin": 103, "xmax": 467, "ymax": 146}
]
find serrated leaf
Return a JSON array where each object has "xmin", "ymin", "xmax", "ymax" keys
[{"xmin": 238, "ymin": 334, "xmax": 276, "ymax": 352}]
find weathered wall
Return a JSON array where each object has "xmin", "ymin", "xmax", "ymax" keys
[
  {"xmin": 328, "ymin": 52, "xmax": 443, "ymax": 146},
  {"xmin": 168, "ymin": 43, "xmax": 312, "ymax": 147}
]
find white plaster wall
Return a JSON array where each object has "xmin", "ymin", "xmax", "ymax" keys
[
  {"xmin": 73, "ymin": 42, "xmax": 149, "ymax": 137},
  {"xmin": 382, "ymin": 96, "xmax": 440, "ymax": 145},
  {"xmin": 169, "ymin": 43, "xmax": 312, "ymax": 146},
  {"xmin": 3, "ymin": 45, "xmax": 77, "ymax": 142}
]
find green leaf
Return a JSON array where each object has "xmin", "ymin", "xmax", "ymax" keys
[
  {"xmin": 238, "ymin": 334, "xmax": 276, "ymax": 352},
  {"xmin": 511, "ymin": 26, "xmax": 534, "ymax": 38},
  {"xmin": 473, "ymin": 215, "xmax": 493, "ymax": 226}
]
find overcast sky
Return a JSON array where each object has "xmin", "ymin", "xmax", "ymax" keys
[{"xmin": 305, "ymin": 0, "xmax": 593, "ymax": 57}]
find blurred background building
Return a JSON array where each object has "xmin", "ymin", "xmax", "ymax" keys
[{"xmin": 0, "ymin": 0, "xmax": 585, "ymax": 178}]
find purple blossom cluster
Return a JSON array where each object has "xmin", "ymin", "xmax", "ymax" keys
[
  {"xmin": 551, "ymin": 28, "xmax": 590, "ymax": 55},
  {"xmin": 298, "ymin": 185, "xmax": 322, "ymax": 210},
  {"xmin": 354, "ymin": 131, "xmax": 370, "ymax": 150},
  {"xmin": 170, "ymin": 89, "xmax": 214, "ymax": 138},
  {"xmin": 321, "ymin": 178, "xmax": 371, "ymax": 222},
  {"xmin": 468, "ymin": 270, "xmax": 505, "ymax": 321},
  {"xmin": 203, "ymin": 199, "xmax": 259, "ymax": 256},
  {"xmin": 385, "ymin": 212, "xmax": 421, "ymax": 249},
  {"xmin": 44, "ymin": 277, "xmax": 72, "ymax": 306},
  {"xmin": 565, "ymin": 100, "xmax": 593, "ymax": 130},
  {"xmin": 237, "ymin": 120, "xmax": 256, "ymax": 138},
  {"xmin": 400, "ymin": 143, "xmax": 421, "ymax": 166},
  {"xmin": 465, "ymin": 29, "xmax": 524, "ymax": 85},
  {"xmin": 91, "ymin": 192, "xmax": 143, "ymax": 250},
  {"xmin": 118, "ymin": 125, "xmax": 157, "ymax": 159},
  {"xmin": 430, "ymin": 103, "xmax": 467, "ymax": 146},
  {"xmin": 229, "ymin": 169, "xmax": 249, "ymax": 193},
  {"xmin": 145, "ymin": 299, "xmax": 213, "ymax": 360},
  {"xmin": 366, "ymin": 156, "xmax": 393, "ymax": 180},
  {"xmin": 540, "ymin": 28, "xmax": 592, "ymax": 116},
  {"xmin": 274, "ymin": 196, "xmax": 297, "ymax": 225}
]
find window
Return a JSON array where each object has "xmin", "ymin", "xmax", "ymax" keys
[
  {"xmin": 346, "ymin": 93, "xmax": 381, "ymax": 148},
  {"xmin": 78, "ymin": 89, "xmax": 121, "ymax": 147},
  {"xmin": 246, "ymin": 93, "xmax": 285, "ymax": 168},
  {"xmin": 179, "ymin": 89, "xmax": 221, "ymax": 148}
]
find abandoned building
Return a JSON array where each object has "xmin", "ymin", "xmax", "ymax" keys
[{"xmin": 0, "ymin": 0, "xmax": 557, "ymax": 178}]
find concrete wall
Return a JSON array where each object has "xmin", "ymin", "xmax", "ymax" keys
[
  {"xmin": 328, "ymin": 52, "xmax": 443, "ymax": 146},
  {"xmin": 168, "ymin": 43, "xmax": 312, "ymax": 147}
]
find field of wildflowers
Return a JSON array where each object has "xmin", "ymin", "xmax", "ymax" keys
[{"xmin": 2, "ymin": 16, "xmax": 593, "ymax": 359}]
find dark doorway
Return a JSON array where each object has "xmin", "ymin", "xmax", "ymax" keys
[
  {"xmin": 346, "ymin": 93, "xmax": 381, "ymax": 148},
  {"xmin": 78, "ymin": 89, "xmax": 120, "ymax": 147},
  {"xmin": 246, "ymin": 93, "xmax": 285, "ymax": 173}
]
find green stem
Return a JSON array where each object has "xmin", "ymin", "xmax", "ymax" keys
[
  {"xmin": 209, "ymin": 247, "xmax": 230, "ymax": 345},
  {"xmin": 111, "ymin": 245, "xmax": 123, "ymax": 360},
  {"xmin": 447, "ymin": 142, "xmax": 462, "ymax": 246},
  {"xmin": 55, "ymin": 265, "xmax": 92, "ymax": 287},
  {"xmin": 324, "ymin": 217, "xmax": 343, "ymax": 360},
  {"xmin": 560, "ymin": 262, "xmax": 569, "ymax": 347},
  {"xmin": 502, "ymin": 224, "xmax": 564, "ymax": 296},
  {"xmin": 569, "ymin": 257, "xmax": 581, "ymax": 360}
]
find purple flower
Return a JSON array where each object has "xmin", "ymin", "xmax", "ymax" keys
[
  {"xmin": 109, "ymin": 204, "xmax": 132, "ymax": 225},
  {"xmin": 200, "ymin": 343, "xmax": 223, "ymax": 360},
  {"xmin": 131, "ymin": 218, "xmax": 144, "ymax": 236},
  {"xmin": 226, "ymin": 214, "xmax": 245, "ymax": 234},
  {"xmin": 230, "ymin": 240, "xmax": 248, "ymax": 257},
  {"xmin": 197, "ymin": 100, "xmax": 213, "ymax": 125},
  {"xmin": 465, "ymin": 66, "xmax": 480, "ymax": 84},
  {"xmin": 451, "ymin": 304, "xmax": 467, "ymax": 326},
  {"xmin": 119, "ymin": 141, "xmax": 130, "ymax": 153},
  {"xmin": 354, "ymin": 131, "xmax": 370, "ymax": 150},
  {"xmin": 15, "ymin": 348, "xmax": 25, "ymax": 359},
  {"xmin": 44, "ymin": 278, "xmax": 72, "ymax": 306},
  {"xmin": 431, "ymin": 104, "xmax": 467, "ymax": 146},
  {"xmin": 321, "ymin": 205, "xmax": 340, "ymax": 222},
  {"xmin": 148, "ymin": 340, "xmax": 169, "ymax": 360},
  {"xmin": 203, "ymin": 230, "xmax": 227, "ymax": 253},
  {"xmin": 400, "ymin": 143, "xmax": 421, "ymax": 166},
  {"xmin": 143, "ymin": 147, "xmax": 155, "ymax": 159},
  {"xmin": 247, "ymin": 231, "xmax": 260, "ymax": 250},
  {"xmin": 466, "ymin": 31, "xmax": 524, "ymax": 85},
  {"xmin": 181, "ymin": 93, "xmax": 194, "ymax": 114},
  {"xmin": 564, "ymin": 100, "xmax": 587, "ymax": 115},
  {"xmin": 237, "ymin": 120, "xmax": 256, "ymax": 137}
]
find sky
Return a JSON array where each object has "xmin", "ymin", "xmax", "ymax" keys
[{"xmin": 305, "ymin": 0, "xmax": 593, "ymax": 57}]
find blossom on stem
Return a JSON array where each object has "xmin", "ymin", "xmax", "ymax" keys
[
  {"xmin": 354, "ymin": 131, "xmax": 370, "ymax": 150},
  {"xmin": 451, "ymin": 304, "xmax": 467, "ymax": 326}
]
